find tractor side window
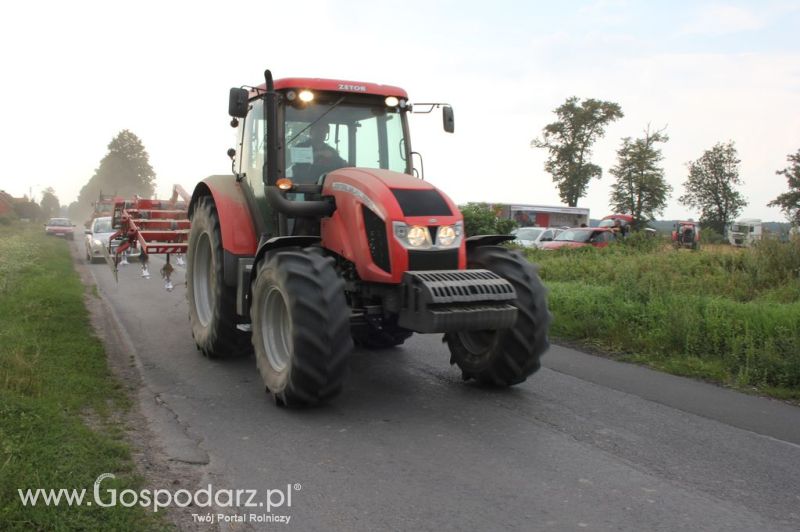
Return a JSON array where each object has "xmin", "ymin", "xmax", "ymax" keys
[{"xmin": 243, "ymin": 100, "xmax": 266, "ymax": 182}]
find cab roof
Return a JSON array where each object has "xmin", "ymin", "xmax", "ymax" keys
[{"xmin": 252, "ymin": 77, "xmax": 408, "ymax": 99}]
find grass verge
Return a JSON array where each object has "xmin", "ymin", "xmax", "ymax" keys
[
  {"xmin": 523, "ymin": 236, "xmax": 800, "ymax": 402},
  {"xmin": 0, "ymin": 223, "xmax": 166, "ymax": 530}
]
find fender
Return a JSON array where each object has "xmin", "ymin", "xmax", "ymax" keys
[
  {"xmin": 465, "ymin": 234, "xmax": 515, "ymax": 250},
  {"xmin": 252, "ymin": 235, "xmax": 321, "ymax": 276},
  {"xmin": 189, "ymin": 176, "xmax": 258, "ymax": 256}
]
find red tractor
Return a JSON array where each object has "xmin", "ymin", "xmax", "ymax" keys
[
  {"xmin": 672, "ymin": 220, "xmax": 700, "ymax": 250},
  {"xmin": 183, "ymin": 70, "xmax": 551, "ymax": 406}
]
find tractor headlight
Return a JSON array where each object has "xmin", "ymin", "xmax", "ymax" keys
[
  {"xmin": 437, "ymin": 225, "xmax": 457, "ymax": 247},
  {"xmin": 393, "ymin": 222, "xmax": 432, "ymax": 248},
  {"xmin": 407, "ymin": 225, "xmax": 430, "ymax": 247},
  {"xmin": 93, "ymin": 239, "xmax": 102, "ymax": 247}
]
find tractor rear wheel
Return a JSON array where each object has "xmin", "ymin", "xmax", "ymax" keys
[
  {"xmin": 445, "ymin": 246, "xmax": 551, "ymax": 386},
  {"xmin": 186, "ymin": 196, "xmax": 250, "ymax": 358},
  {"xmin": 250, "ymin": 249, "xmax": 352, "ymax": 406}
]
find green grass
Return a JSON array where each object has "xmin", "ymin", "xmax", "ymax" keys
[
  {"xmin": 0, "ymin": 224, "xmax": 166, "ymax": 531},
  {"xmin": 523, "ymin": 236, "xmax": 800, "ymax": 401}
]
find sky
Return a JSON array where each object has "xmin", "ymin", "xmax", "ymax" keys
[{"xmin": 1, "ymin": 0, "xmax": 798, "ymax": 222}]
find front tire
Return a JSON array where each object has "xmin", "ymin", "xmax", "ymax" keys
[
  {"xmin": 445, "ymin": 246, "xmax": 551, "ymax": 386},
  {"xmin": 186, "ymin": 196, "xmax": 250, "ymax": 358},
  {"xmin": 250, "ymin": 249, "xmax": 353, "ymax": 407}
]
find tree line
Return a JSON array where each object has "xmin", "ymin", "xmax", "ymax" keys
[{"xmin": 532, "ymin": 97, "xmax": 800, "ymax": 233}]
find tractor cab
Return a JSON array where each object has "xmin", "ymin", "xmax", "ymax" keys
[
  {"xmin": 230, "ymin": 78, "xmax": 453, "ymax": 183},
  {"xmin": 227, "ymin": 76, "xmax": 454, "ymax": 239}
]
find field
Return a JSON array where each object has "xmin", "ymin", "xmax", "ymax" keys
[
  {"xmin": 0, "ymin": 224, "xmax": 165, "ymax": 530},
  {"xmin": 523, "ymin": 235, "xmax": 800, "ymax": 401}
]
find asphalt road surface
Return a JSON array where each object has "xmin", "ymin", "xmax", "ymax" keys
[{"xmin": 84, "ymin": 248, "xmax": 800, "ymax": 531}]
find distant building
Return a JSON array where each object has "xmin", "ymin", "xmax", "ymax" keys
[
  {"xmin": 0, "ymin": 190, "xmax": 18, "ymax": 217},
  {"xmin": 498, "ymin": 204, "xmax": 590, "ymax": 228}
]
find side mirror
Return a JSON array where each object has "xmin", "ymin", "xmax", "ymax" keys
[
  {"xmin": 228, "ymin": 88, "xmax": 249, "ymax": 118},
  {"xmin": 84, "ymin": 229, "xmax": 92, "ymax": 235},
  {"xmin": 442, "ymin": 105, "xmax": 454, "ymax": 133}
]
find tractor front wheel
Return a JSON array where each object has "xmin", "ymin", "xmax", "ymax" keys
[
  {"xmin": 186, "ymin": 196, "xmax": 250, "ymax": 358},
  {"xmin": 250, "ymin": 249, "xmax": 353, "ymax": 407},
  {"xmin": 445, "ymin": 246, "xmax": 551, "ymax": 386}
]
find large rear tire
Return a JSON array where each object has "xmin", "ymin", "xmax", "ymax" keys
[
  {"xmin": 186, "ymin": 196, "xmax": 250, "ymax": 358},
  {"xmin": 445, "ymin": 246, "xmax": 551, "ymax": 386},
  {"xmin": 250, "ymin": 249, "xmax": 353, "ymax": 407}
]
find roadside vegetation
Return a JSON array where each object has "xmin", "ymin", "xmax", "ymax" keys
[
  {"xmin": 0, "ymin": 223, "xmax": 164, "ymax": 530},
  {"xmin": 524, "ymin": 234, "xmax": 800, "ymax": 401}
]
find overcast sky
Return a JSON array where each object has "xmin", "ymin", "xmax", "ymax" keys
[{"xmin": 1, "ymin": 0, "xmax": 798, "ymax": 221}]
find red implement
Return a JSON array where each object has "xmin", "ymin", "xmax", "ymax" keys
[{"xmin": 107, "ymin": 185, "xmax": 191, "ymax": 286}]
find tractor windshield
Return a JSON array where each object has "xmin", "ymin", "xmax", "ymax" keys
[{"xmin": 284, "ymin": 99, "xmax": 408, "ymax": 183}]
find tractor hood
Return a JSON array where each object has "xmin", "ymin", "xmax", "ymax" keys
[
  {"xmin": 322, "ymin": 168, "xmax": 460, "ymax": 223},
  {"xmin": 320, "ymin": 167, "xmax": 466, "ymax": 284}
]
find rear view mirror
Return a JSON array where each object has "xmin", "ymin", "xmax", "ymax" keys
[
  {"xmin": 442, "ymin": 105, "xmax": 454, "ymax": 133},
  {"xmin": 228, "ymin": 88, "xmax": 249, "ymax": 118},
  {"xmin": 85, "ymin": 229, "xmax": 92, "ymax": 235}
]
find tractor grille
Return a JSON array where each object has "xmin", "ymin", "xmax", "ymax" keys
[
  {"xmin": 391, "ymin": 189, "xmax": 452, "ymax": 217},
  {"xmin": 408, "ymin": 249, "xmax": 459, "ymax": 270},
  {"xmin": 362, "ymin": 205, "xmax": 390, "ymax": 273}
]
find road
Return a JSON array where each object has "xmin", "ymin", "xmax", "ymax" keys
[{"xmin": 83, "ymin": 247, "xmax": 800, "ymax": 531}]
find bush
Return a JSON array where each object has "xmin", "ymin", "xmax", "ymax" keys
[
  {"xmin": 701, "ymin": 227, "xmax": 726, "ymax": 244},
  {"xmin": 526, "ymin": 239, "xmax": 800, "ymax": 393},
  {"xmin": 459, "ymin": 202, "xmax": 516, "ymax": 236}
]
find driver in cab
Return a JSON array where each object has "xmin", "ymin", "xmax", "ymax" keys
[{"xmin": 292, "ymin": 122, "xmax": 347, "ymax": 183}]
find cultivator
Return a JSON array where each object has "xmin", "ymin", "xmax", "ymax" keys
[{"xmin": 106, "ymin": 185, "xmax": 191, "ymax": 290}]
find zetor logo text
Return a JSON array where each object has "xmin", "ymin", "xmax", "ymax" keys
[
  {"xmin": 18, "ymin": 473, "xmax": 298, "ymax": 521},
  {"xmin": 338, "ymin": 83, "xmax": 367, "ymax": 92}
]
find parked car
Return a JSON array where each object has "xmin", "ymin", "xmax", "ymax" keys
[
  {"xmin": 541, "ymin": 227, "xmax": 617, "ymax": 250},
  {"xmin": 511, "ymin": 227, "xmax": 562, "ymax": 249},
  {"xmin": 44, "ymin": 218, "xmax": 75, "ymax": 239},
  {"xmin": 84, "ymin": 216, "xmax": 140, "ymax": 263}
]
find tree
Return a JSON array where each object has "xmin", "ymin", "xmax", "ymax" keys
[
  {"xmin": 40, "ymin": 187, "xmax": 60, "ymax": 219},
  {"xmin": 679, "ymin": 141, "xmax": 747, "ymax": 234},
  {"xmin": 459, "ymin": 203, "xmax": 517, "ymax": 236},
  {"xmin": 608, "ymin": 126, "xmax": 672, "ymax": 230},
  {"xmin": 14, "ymin": 199, "xmax": 42, "ymax": 221},
  {"xmin": 532, "ymin": 97, "xmax": 623, "ymax": 206},
  {"xmin": 77, "ymin": 130, "xmax": 156, "ymax": 209},
  {"xmin": 768, "ymin": 149, "xmax": 800, "ymax": 226}
]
